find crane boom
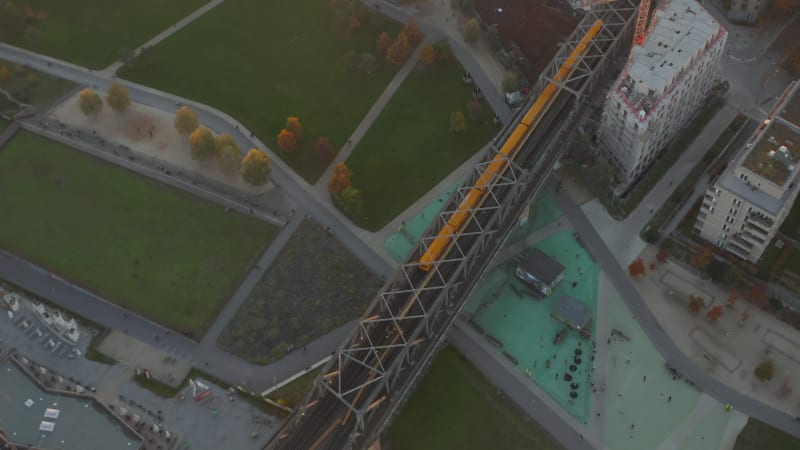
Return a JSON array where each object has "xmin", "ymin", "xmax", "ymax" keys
[{"xmin": 633, "ymin": 0, "xmax": 652, "ymax": 45}]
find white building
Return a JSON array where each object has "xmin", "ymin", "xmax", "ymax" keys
[
  {"xmin": 598, "ymin": 0, "xmax": 727, "ymax": 190},
  {"xmin": 696, "ymin": 81, "xmax": 800, "ymax": 263}
]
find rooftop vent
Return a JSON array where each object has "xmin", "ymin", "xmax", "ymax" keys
[
  {"xmin": 769, "ymin": 136, "xmax": 779, "ymax": 145},
  {"xmin": 779, "ymin": 145, "xmax": 789, "ymax": 153},
  {"xmin": 768, "ymin": 150, "xmax": 776, "ymax": 158}
]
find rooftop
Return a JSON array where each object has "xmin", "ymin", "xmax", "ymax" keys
[
  {"xmin": 551, "ymin": 295, "xmax": 593, "ymax": 330},
  {"xmin": 743, "ymin": 121, "xmax": 800, "ymax": 186},
  {"xmin": 0, "ymin": 359, "xmax": 140, "ymax": 450},
  {"xmin": 616, "ymin": 0, "xmax": 722, "ymax": 118},
  {"xmin": 518, "ymin": 248, "xmax": 565, "ymax": 285}
]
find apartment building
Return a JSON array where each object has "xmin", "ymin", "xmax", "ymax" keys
[
  {"xmin": 696, "ymin": 81, "xmax": 800, "ymax": 263},
  {"xmin": 598, "ymin": 0, "xmax": 727, "ymax": 191}
]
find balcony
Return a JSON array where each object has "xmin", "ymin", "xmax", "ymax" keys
[
  {"xmin": 726, "ymin": 241, "xmax": 752, "ymax": 259},
  {"xmin": 748, "ymin": 212, "xmax": 774, "ymax": 228},
  {"xmin": 741, "ymin": 231, "xmax": 765, "ymax": 245},
  {"xmin": 731, "ymin": 235, "xmax": 754, "ymax": 249}
]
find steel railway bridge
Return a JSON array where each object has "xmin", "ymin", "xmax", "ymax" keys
[{"xmin": 266, "ymin": 2, "xmax": 638, "ymax": 448}]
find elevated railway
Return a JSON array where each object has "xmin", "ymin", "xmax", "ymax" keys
[{"xmin": 266, "ymin": 2, "xmax": 638, "ymax": 448}]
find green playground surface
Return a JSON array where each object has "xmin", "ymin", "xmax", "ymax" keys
[{"xmin": 464, "ymin": 229, "xmax": 599, "ymax": 423}]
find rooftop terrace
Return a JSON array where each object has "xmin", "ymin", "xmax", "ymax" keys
[{"xmin": 743, "ymin": 121, "xmax": 800, "ymax": 186}]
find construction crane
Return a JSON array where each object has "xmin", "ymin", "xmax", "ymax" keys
[{"xmin": 633, "ymin": 0, "xmax": 652, "ymax": 45}]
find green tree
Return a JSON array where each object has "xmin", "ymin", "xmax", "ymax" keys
[
  {"xmin": 0, "ymin": 65, "xmax": 10, "ymax": 83},
  {"xmin": 106, "ymin": 82, "xmax": 131, "ymax": 112},
  {"xmin": 502, "ymin": 70, "xmax": 519, "ymax": 93},
  {"xmin": 337, "ymin": 186, "xmax": 363, "ymax": 215},
  {"xmin": 189, "ymin": 126, "xmax": 216, "ymax": 161},
  {"xmin": 78, "ymin": 88, "xmax": 102, "ymax": 116},
  {"xmin": 241, "ymin": 148, "xmax": 271, "ymax": 185},
  {"xmin": 174, "ymin": 106, "xmax": 199, "ymax": 136},
  {"xmin": 755, "ymin": 359, "xmax": 775, "ymax": 382},
  {"xmin": 215, "ymin": 133, "xmax": 240, "ymax": 174},
  {"xmin": 434, "ymin": 39, "xmax": 452, "ymax": 61},
  {"xmin": 218, "ymin": 144, "xmax": 242, "ymax": 176},
  {"xmin": 463, "ymin": 18, "xmax": 480, "ymax": 44}
]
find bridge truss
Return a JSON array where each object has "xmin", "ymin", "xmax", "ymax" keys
[{"xmin": 266, "ymin": 2, "xmax": 638, "ymax": 449}]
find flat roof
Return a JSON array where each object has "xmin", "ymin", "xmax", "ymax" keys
[
  {"xmin": 551, "ymin": 295, "xmax": 593, "ymax": 328},
  {"xmin": 518, "ymin": 248, "xmax": 565, "ymax": 285},
  {"xmin": 628, "ymin": 0, "xmax": 720, "ymax": 96},
  {"xmin": 0, "ymin": 359, "xmax": 141, "ymax": 450},
  {"xmin": 743, "ymin": 121, "xmax": 800, "ymax": 186}
]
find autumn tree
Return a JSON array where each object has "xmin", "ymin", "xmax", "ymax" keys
[
  {"xmin": 691, "ymin": 246, "xmax": 714, "ymax": 270},
  {"xmin": 502, "ymin": 70, "xmax": 519, "ymax": 93},
  {"xmin": 328, "ymin": 162, "xmax": 353, "ymax": 196},
  {"xmin": 286, "ymin": 117, "xmax": 303, "ymax": 142},
  {"xmin": 420, "ymin": 43, "xmax": 437, "ymax": 65},
  {"xmin": 434, "ymin": 39, "xmax": 452, "ymax": 61},
  {"xmin": 78, "ymin": 88, "xmax": 102, "ymax": 116},
  {"xmin": 189, "ymin": 126, "xmax": 216, "ymax": 160},
  {"xmin": 404, "ymin": 19, "xmax": 422, "ymax": 46},
  {"xmin": 386, "ymin": 32, "xmax": 412, "ymax": 66},
  {"xmin": 315, "ymin": 137, "xmax": 335, "ymax": 165},
  {"xmin": 215, "ymin": 133, "xmax": 239, "ymax": 174},
  {"xmin": 755, "ymin": 359, "xmax": 775, "ymax": 382},
  {"xmin": 628, "ymin": 258, "xmax": 646, "ymax": 277},
  {"xmin": 174, "ymin": 106, "xmax": 199, "ymax": 135},
  {"xmin": 706, "ymin": 305, "xmax": 724, "ymax": 321},
  {"xmin": 689, "ymin": 295, "xmax": 705, "ymax": 315},
  {"xmin": 377, "ymin": 31, "xmax": 392, "ymax": 55},
  {"xmin": 106, "ymin": 82, "xmax": 131, "ymax": 112},
  {"xmin": 463, "ymin": 18, "xmax": 480, "ymax": 44},
  {"xmin": 358, "ymin": 53, "xmax": 377, "ymax": 75},
  {"xmin": 449, "ymin": 111, "xmax": 467, "ymax": 133},
  {"xmin": 241, "ymin": 148, "xmax": 271, "ymax": 185},
  {"xmin": 277, "ymin": 129, "xmax": 298, "ymax": 152},
  {"xmin": 740, "ymin": 308, "xmax": 751, "ymax": 324},
  {"xmin": 0, "ymin": 66, "xmax": 10, "ymax": 83}
]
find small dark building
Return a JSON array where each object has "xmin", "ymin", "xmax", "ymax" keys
[{"xmin": 515, "ymin": 249, "xmax": 565, "ymax": 296}]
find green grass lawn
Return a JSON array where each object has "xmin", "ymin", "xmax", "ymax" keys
[
  {"xmin": 386, "ymin": 346, "xmax": 563, "ymax": 450},
  {"xmin": 734, "ymin": 418, "xmax": 800, "ymax": 450},
  {"xmin": 346, "ymin": 60, "xmax": 497, "ymax": 230},
  {"xmin": 120, "ymin": 0, "xmax": 401, "ymax": 182},
  {"xmin": 0, "ymin": 0, "xmax": 207, "ymax": 69},
  {"xmin": 0, "ymin": 131, "xmax": 277, "ymax": 335},
  {"xmin": 0, "ymin": 59, "xmax": 74, "ymax": 110}
]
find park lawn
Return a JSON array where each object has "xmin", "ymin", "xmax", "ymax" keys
[
  {"xmin": 0, "ymin": 0, "xmax": 207, "ymax": 69},
  {"xmin": 120, "ymin": 0, "xmax": 401, "ymax": 183},
  {"xmin": 346, "ymin": 59, "xmax": 497, "ymax": 231},
  {"xmin": 387, "ymin": 346, "xmax": 562, "ymax": 450},
  {"xmin": 0, "ymin": 59, "xmax": 74, "ymax": 110},
  {"xmin": 734, "ymin": 418, "xmax": 800, "ymax": 450},
  {"xmin": 0, "ymin": 131, "xmax": 277, "ymax": 336}
]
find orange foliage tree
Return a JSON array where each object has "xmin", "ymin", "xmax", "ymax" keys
[
  {"xmin": 377, "ymin": 32, "xmax": 392, "ymax": 55},
  {"xmin": 420, "ymin": 43, "xmax": 437, "ymax": 65},
  {"xmin": 286, "ymin": 116, "xmax": 303, "ymax": 142},
  {"xmin": 628, "ymin": 258, "xmax": 646, "ymax": 277},
  {"xmin": 387, "ymin": 32, "xmax": 411, "ymax": 66},
  {"xmin": 277, "ymin": 129, "xmax": 297, "ymax": 152},
  {"xmin": 706, "ymin": 305, "xmax": 724, "ymax": 321},
  {"xmin": 328, "ymin": 162, "xmax": 353, "ymax": 196}
]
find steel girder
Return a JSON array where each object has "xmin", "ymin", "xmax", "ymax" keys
[{"xmin": 266, "ymin": 1, "xmax": 639, "ymax": 449}]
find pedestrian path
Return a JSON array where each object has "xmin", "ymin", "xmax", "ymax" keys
[
  {"xmin": 314, "ymin": 44, "xmax": 424, "ymax": 190},
  {"xmin": 101, "ymin": 0, "xmax": 225, "ymax": 75}
]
